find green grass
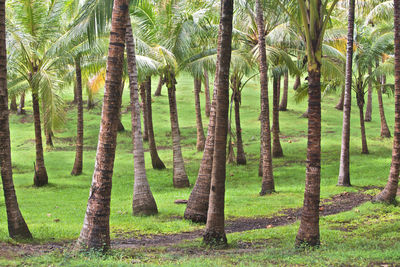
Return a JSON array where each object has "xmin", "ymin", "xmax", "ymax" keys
[{"xmin": 1, "ymin": 73, "xmax": 400, "ymax": 265}]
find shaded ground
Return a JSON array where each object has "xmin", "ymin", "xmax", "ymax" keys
[{"xmin": 0, "ymin": 188, "xmax": 375, "ymax": 260}]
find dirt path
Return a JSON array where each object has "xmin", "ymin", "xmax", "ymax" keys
[{"xmin": 0, "ymin": 189, "xmax": 374, "ymax": 259}]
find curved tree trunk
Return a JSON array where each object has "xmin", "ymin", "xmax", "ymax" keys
[
  {"xmin": 256, "ymin": 0, "xmax": 274, "ymax": 194},
  {"xmin": 126, "ymin": 20, "xmax": 158, "ymax": 215},
  {"xmin": 378, "ymin": 75, "xmax": 391, "ymax": 138},
  {"xmin": 139, "ymin": 82, "xmax": 149, "ymax": 141},
  {"xmin": 335, "ymin": 85, "xmax": 345, "ymax": 111},
  {"xmin": 374, "ymin": 0, "xmax": 400, "ymax": 203},
  {"xmin": 204, "ymin": 69, "xmax": 211, "ymax": 117},
  {"xmin": 194, "ymin": 78, "xmax": 206, "ymax": 151},
  {"xmin": 337, "ymin": 0, "xmax": 355, "ymax": 187},
  {"xmin": 365, "ymin": 67, "xmax": 373, "ymax": 121},
  {"xmin": 154, "ymin": 75, "xmax": 163, "ymax": 96},
  {"xmin": 279, "ymin": 71, "xmax": 289, "ymax": 111},
  {"xmin": 76, "ymin": 0, "xmax": 128, "ymax": 251},
  {"xmin": 71, "ymin": 57, "xmax": 84, "ymax": 176},
  {"xmin": 166, "ymin": 72, "xmax": 189, "ymax": 188},
  {"xmin": 272, "ymin": 75, "xmax": 283, "ymax": 157},
  {"xmin": 0, "ymin": 0, "xmax": 32, "ymax": 239},
  {"xmin": 203, "ymin": 0, "xmax": 233, "ymax": 247},
  {"xmin": 233, "ymin": 84, "xmax": 246, "ymax": 165},
  {"xmin": 17, "ymin": 91, "xmax": 25, "ymax": 115},
  {"xmin": 145, "ymin": 76, "xmax": 165, "ymax": 169}
]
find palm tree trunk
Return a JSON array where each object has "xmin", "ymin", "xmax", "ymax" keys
[
  {"xmin": 204, "ymin": 69, "xmax": 211, "ymax": 117},
  {"xmin": 166, "ymin": 71, "xmax": 190, "ymax": 188},
  {"xmin": 0, "ymin": 0, "xmax": 32, "ymax": 239},
  {"xmin": 145, "ymin": 76, "xmax": 165, "ymax": 169},
  {"xmin": 293, "ymin": 75, "xmax": 301, "ymax": 91},
  {"xmin": 365, "ymin": 67, "xmax": 373, "ymax": 121},
  {"xmin": 335, "ymin": 85, "xmax": 345, "ymax": 110},
  {"xmin": 358, "ymin": 100, "xmax": 369, "ymax": 154},
  {"xmin": 337, "ymin": 0, "xmax": 355, "ymax": 187},
  {"xmin": 233, "ymin": 84, "xmax": 246, "ymax": 165},
  {"xmin": 45, "ymin": 128, "xmax": 54, "ymax": 148},
  {"xmin": 17, "ymin": 91, "xmax": 25, "ymax": 115},
  {"xmin": 154, "ymin": 75, "xmax": 163, "ymax": 96},
  {"xmin": 256, "ymin": 0, "xmax": 274, "ymax": 194},
  {"xmin": 73, "ymin": 82, "xmax": 78, "ymax": 104},
  {"xmin": 71, "ymin": 57, "xmax": 84, "ymax": 176},
  {"xmin": 279, "ymin": 71, "xmax": 289, "ymax": 111},
  {"xmin": 10, "ymin": 96, "xmax": 17, "ymax": 112},
  {"xmin": 139, "ymin": 82, "xmax": 149, "ymax": 141},
  {"xmin": 378, "ymin": 75, "xmax": 391, "ymax": 138},
  {"xmin": 76, "ymin": 0, "xmax": 128, "ymax": 251},
  {"xmin": 203, "ymin": 0, "xmax": 233, "ymax": 247},
  {"xmin": 126, "ymin": 19, "xmax": 158, "ymax": 215},
  {"xmin": 117, "ymin": 79, "xmax": 125, "ymax": 132},
  {"xmin": 194, "ymin": 78, "xmax": 206, "ymax": 151},
  {"xmin": 272, "ymin": 75, "xmax": 283, "ymax": 157},
  {"xmin": 374, "ymin": 0, "xmax": 400, "ymax": 203}
]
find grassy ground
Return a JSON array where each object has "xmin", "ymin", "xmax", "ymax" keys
[{"xmin": 1, "ymin": 73, "xmax": 400, "ymax": 265}]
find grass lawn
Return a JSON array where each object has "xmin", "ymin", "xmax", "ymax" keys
[{"xmin": 1, "ymin": 73, "xmax": 400, "ymax": 266}]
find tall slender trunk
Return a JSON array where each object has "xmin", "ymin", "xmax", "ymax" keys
[
  {"xmin": 272, "ymin": 75, "xmax": 283, "ymax": 157},
  {"xmin": 374, "ymin": 0, "xmax": 400, "ymax": 203},
  {"xmin": 165, "ymin": 71, "xmax": 190, "ymax": 188},
  {"xmin": 32, "ymin": 83, "xmax": 48, "ymax": 187},
  {"xmin": 279, "ymin": 71, "xmax": 289, "ymax": 111},
  {"xmin": 145, "ymin": 76, "xmax": 165, "ymax": 169},
  {"xmin": 233, "ymin": 81, "xmax": 246, "ymax": 165},
  {"xmin": 76, "ymin": 0, "xmax": 128, "ymax": 251},
  {"xmin": 256, "ymin": 0, "xmax": 274, "ymax": 194},
  {"xmin": 365, "ymin": 66, "xmax": 373, "ymax": 121},
  {"xmin": 204, "ymin": 69, "xmax": 211, "ymax": 117},
  {"xmin": 45, "ymin": 128, "xmax": 54, "ymax": 148},
  {"xmin": 194, "ymin": 78, "xmax": 206, "ymax": 151},
  {"xmin": 17, "ymin": 91, "xmax": 25, "ymax": 115},
  {"xmin": 335, "ymin": 85, "xmax": 345, "ymax": 110},
  {"xmin": 117, "ymin": 79, "xmax": 125, "ymax": 132},
  {"xmin": 126, "ymin": 19, "xmax": 158, "ymax": 215},
  {"xmin": 139, "ymin": 82, "xmax": 149, "ymax": 141},
  {"xmin": 73, "ymin": 82, "xmax": 78, "ymax": 104},
  {"xmin": 71, "ymin": 57, "xmax": 84, "ymax": 176},
  {"xmin": 378, "ymin": 75, "xmax": 391, "ymax": 138},
  {"xmin": 154, "ymin": 75, "xmax": 163, "ymax": 96},
  {"xmin": 10, "ymin": 96, "xmax": 17, "ymax": 112},
  {"xmin": 0, "ymin": 0, "xmax": 32, "ymax": 239},
  {"xmin": 337, "ymin": 0, "xmax": 355, "ymax": 187},
  {"xmin": 293, "ymin": 75, "xmax": 301, "ymax": 91},
  {"xmin": 358, "ymin": 96, "xmax": 369, "ymax": 154}
]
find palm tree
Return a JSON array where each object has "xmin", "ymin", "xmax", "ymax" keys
[
  {"xmin": 203, "ymin": 69, "xmax": 211, "ymax": 117},
  {"xmin": 374, "ymin": 0, "xmax": 400, "ymax": 204},
  {"xmin": 76, "ymin": 0, "xmax": 128, "ymax": 251},
  {"xmin": 194, "ymin": 78, "xmax": 206, "ymax": 151},
  {"xmin": 203, "ymin": 0, "xmax": 233, "ymax": 247},
  {"xmin": 364, "ymin": 66, "xmax": 373, "ymax": 121},
  {"xmin": 279, "ymin": 71, "xmax": 289, "ymax": 111},
  {"xmin": 0, "ymin": 0, "xmax": 32, "ymax": 240}
]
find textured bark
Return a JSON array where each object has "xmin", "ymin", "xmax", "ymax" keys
[
  {"xmin": 117, "ymin": 80, "xmax": 125, "ymax": 132},
  {"xmin": 45, "ymin": 128, "xmax": 54, "ymax": 148},
  {"xmin": 378, "ymin": 75, "xmax": 391, "ymax": 138},
  {"xmin": 10, "ymin": 96, "xmax": 17, "ymax": 112},
  {"xmin": 335, "ymin": 85, "xmax": 345, "ymax": 111},
  {"xmin": 365, "ymin": 67, "xmax": 373, "ymax": 122},
  {"xmin": 154, "ymin": 75, "xmax": 163, "ymax": 96},
  {"xmin": 166, "ymin": 72, "xmax": 190, "ymax": 188},
  {"xmin": 358, "ymin": 97, "xmax": 369, "ymax": 154},
  {"xmin": 279, "ymin": 71, "xmax": 289, "ymax": 111},
  {"xmin": 71, "ymin": 58, "xmax": 84, "ymax": 176},
  {"xmin": 374, "ymin": 0, "xmax": 400, "ymax": 203},
  {"xmin": 76, "ymin": 0, "xmax": 128, "ymax": 251},
  {"xmin": 203, "ymin": 0, "xmax": 233, "ymax": 247},
  {"xmin": 126, "ymin": 19, "xmax": 158, "ymax": 216},
  {"xmin": 194, "ymin": 78, "xmax": 205, "ymax": 151},
  {"xmin": 337, "ymin": 0, "xmax": 355, "ymax": 187},
  {"xmin": 0, "ymin": 0, "xmax": 32, "ymax": 239},
  {"xmin": 272, "ymin": 75, "xmax": 283, "ymax": 157},
  {"xmin": 139, "ymin": 82, "xmax": 149, "ymax": 141},
  {"xmin": 204, "ymin": 69, "xmax": 211, "ymax": 117},
  {"xmin": 256, "ymin": 0, "xmax": 274, "ymax": 194},
  {"xmin": 232, "ymin": 79, "xmax": 246, "ymax": 165},
  {"xmin": 145, "ymin": 77, "xmax": 165, "ymax": 169},
  {"xmin": 293, "ymin": 75, "xmax": 301, "ymax": 91},
  {"xmin": 17, "ymin": 91, "xmax": 25, "ymax": 115}
]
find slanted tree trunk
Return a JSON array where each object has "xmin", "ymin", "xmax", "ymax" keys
[
  {"xmin": 10, "ymin": 96, "xmax": 17, "ymax": 112},
  {"xmin": 76, "ymin": 0, "xmax": 128, "ymax": 251},
  {"xmin": 272, "ymin": 75, "xmax": 283, "ymax": 157},
  {"xmin": 378, "ymin": 75, "xmax": 391, "ymax": 138},
  {"xmin": 154, "ymin": 75, "xmax": 164, "ymax": 96},
  {"xmin": 256, "ymin": 0, "xmax": 274, "ymax": 194},
  {"xmin": 117, "ymin": 80, "xmax": 125, "ymax": 132},
  {"xmin": 356, "ymin": 83, "xmax": 369, "ymax": 154},
  {"xmin": 365, "ymin": 67, "xmax": 373, "ymax": 121},
  {"xmin": 45, "ymin": 128, "xmax": 54, "ymax": 148},
  {"xmin": 126, "ymin": 19, "xmax": 158, "ymax": 215},
  {"xmin": 194, "ymin": 78, "xmax": 206, "ymax": 151},
  {"xmin": 204, "ymin": 69, "xmax": 211, "ymax": 117},
  {"xmin": 144, "ymin": 76, "xmax": 165, "ymax": 169},
  {"xmin": 279, "ymin": 71, "xmax": 289, "ymax": 111},
  {"xmin": 374, "ymin": 0, "xmax": 400, "ymax": 203},
  {"xmin": 17, "ymin": 91, "xmax": 25, "ymax": 115},
  {"xmin": 0, "ymin": 0, "xmax": 32, "ymax": 239},
  {"xmin": 165, "ymin": 71, "xmax": 190, "ymax": 188},
  {"xmin": 139, "ymin": 82, "xmax": 149, "ymax": 141},
  {"xmin": 232, "ymin": 80, "xmax": 246, "ymax": 165},
  {"xmin": 71, "ymin": 57, "xmax": 84, "ymax": 176},
  {"xmin": 337, "ymin": 0, "xmax": 355, "ymax": 187},
  {"xmin": 293, "ymin": 75, "xmax": 301, "ymax": 91},
  {"xmin": 335, "ymin": 85, "xmax": 345, "ymax": 110}
]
